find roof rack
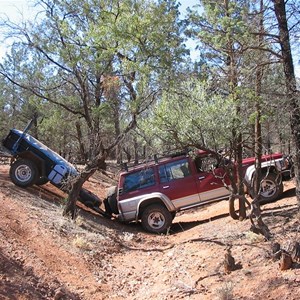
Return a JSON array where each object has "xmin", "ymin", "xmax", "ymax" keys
[{"xmin": 120, "ymin": 148, "xmax": 192, "ymax": 172}]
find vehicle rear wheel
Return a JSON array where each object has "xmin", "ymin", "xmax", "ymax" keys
[
  {"xmin": 259, "ymin": 173, "xmax": 283, "ymax": 203},
  {"xmin": 10, "ymin": 159, "xmax": 39, "ymax": 188},
  {"xmin": 141, "ymin": 204, "xmax": 173, "ymax": 234},
  {"xmin": 105, "ymin": 186, "xmax": 118, "ymax": 214}
]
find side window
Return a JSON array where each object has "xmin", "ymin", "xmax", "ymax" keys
[
  {"xmin": 123, "ymin": 168, "xmax": 155, "ymax": 193},
  {"xmin": 195, "ymin": 155, "xmax": 218, "ymax": 173},
  {"xmin": 159, "ymin": 159, "xmax": 190, "ymax": 183}
]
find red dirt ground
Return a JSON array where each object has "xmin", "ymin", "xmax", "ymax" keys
[{"xmin": 0, "ymin": 164, "xmax": 300, "ymax": 300}]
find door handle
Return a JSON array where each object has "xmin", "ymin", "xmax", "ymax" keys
[
  {"xmin": 162, "ymin": 185, "xmax": 170, "ymax": 189},
  {"xmin": 198, "ymin": 176, "xmax": 205, "ymax": 180}
]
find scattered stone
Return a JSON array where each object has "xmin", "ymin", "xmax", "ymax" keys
[
  {"xmin": 280, "ymin": 252, "xmax": 292, "ymax": 271},
  {"xmin": 53, "ymin": 288, "xmax": 65, "ymax": 300},
  {"xmin": 224, "ymin": 248, "xmax": 236, "ymax": 274}
]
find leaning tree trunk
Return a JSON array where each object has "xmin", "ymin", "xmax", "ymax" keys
[
  {"xmin": 63, "ymin": 153, "xmax": 106, "ymax": 218},
  {"xmin": 273, "ymin": 0, "xmax": 300, "ymax": 208},
  {"xmin": 63, "ymin": 113, "xmax": 137, "ymax": 218}
]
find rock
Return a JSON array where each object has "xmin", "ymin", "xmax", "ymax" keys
[
  {"xmin": 279, "ymin": 252, "xmax": 292, "ymax": 271},
  {"xmin": 224, "ymin": 248, "xmax": 235, "ymax": 274}
]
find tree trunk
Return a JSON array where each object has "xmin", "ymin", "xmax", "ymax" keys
[
  {"xmin": 273, "ymin": 0, "xmax": 300, "ymax": 208},
  {"xmin": 224, "ymin": 0, "xmax": 246, "ymax": 220},
  {"xmin": 253, "ymin": 0, "xmax": 264, "ymax": 198},
  {"xmin": 63, "ymin": 153, "xmax": 106, "ymax": 218},
  {"xmin": 62, "ymin": 114, "xmax": 137, "ymax": 219},
  {"xmin": 75, "ymin": 121, "xmax": 87, "ymax": 162},
  {"xmin": 63, "ymin": 176, "xmax": 86, "ymax": 219},
  {"xmin": 134, "ymin": 136, "xmax": 139, "ymax": 165},
  {"xmin": 113, "ymin": 106, "xmax": 121, "ymax": 163}
]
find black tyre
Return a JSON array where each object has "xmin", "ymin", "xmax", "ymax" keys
[
  {"xmin": 259, "ymin": 173, "xmax": 283, "ymax": 202},
  {"xmin": 10, "ymin": 159, "xmax": 39, "ymax": 188},
  {"xmin": 107, "ymin": 193, "xmax": 118, "ymax": 214},
  {"xmin": 141, "ymin": 204, "xmax": 173, "ymax": 234},
  {"xmin": 104, "ymin": 186, "xmax": 118, "ymax": 215}
]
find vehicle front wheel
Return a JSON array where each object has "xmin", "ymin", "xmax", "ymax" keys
[
  {"xmin": 259, "ymin": 173, "xmax": 283, "ymax": 203},
  {"xmin": 10, "ymin": 159, "xmax": 39, "ymax": 188},
  {"xmin": 141, "ymin": 204, "xmax": 173, "ymax": 234}
]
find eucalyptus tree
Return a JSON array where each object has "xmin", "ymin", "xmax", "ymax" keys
[{"xmin": 0, "ymin": 0, "xmax": 187, "ymax": 217}]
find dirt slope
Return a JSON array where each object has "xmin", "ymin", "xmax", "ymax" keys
[{"xmin": 0, "ymin": 164, "xmax": 300, "ymax": 300}]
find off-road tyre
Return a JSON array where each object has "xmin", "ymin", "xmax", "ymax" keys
[
  {"xmin": 105, "ymin": 186, "xmax": 118, "ymax": 215},
  {"xmin": 141, "ymin": 204, "xmax": 173, "ymax": 234},
  {"xmin": 10, "ymin": 159, "xmax": 39, "ymax": 188},
  {"xmin": 259, "ymin": 173, "xmax": 283, "ymax": 203}
]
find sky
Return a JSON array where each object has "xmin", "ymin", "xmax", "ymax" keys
[
  {"xmin": 0, "ymin": 0, "xmax": 298, "ymax": 76},
  {"xmin": 0, "ymin": 0, "xmax": 199, "ymax": 25},
  {"xmin": 0, "ymin": 0, "xmax": 200, "ymax": 59},
  {"xmin": 0, "ymin": 0, "xmax": 30, "ymax": 22}
]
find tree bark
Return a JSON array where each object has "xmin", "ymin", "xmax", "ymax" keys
[
  {"xmin": 253, "ymin": 0, "xmax": 264, "ymax": 198},
  {"xmin": 63, "ymin": 115, "xmax": 137, "ymax": 218},
  {"xmin": 63, "ymin": 153, "xmax": 106, "ymax": 218},
  {"xmin": 272, "ymin": 0, "xmax": 300, "ymax": 208},
  {"xmin": 75, "ymin": 121, "xmax": 87, "ymax": 162},
  {"xmin": 224, "ymin": 0, "xmax": 246, "ymax": 220}
]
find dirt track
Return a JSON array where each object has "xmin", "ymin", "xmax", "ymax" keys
[{"xmin": 1, "ymin": 164, "xmax": 300, "ymax": 300}]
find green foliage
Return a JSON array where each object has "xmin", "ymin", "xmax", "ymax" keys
[
  {"xmin": 0, "ymin": 0, "xmax": 187, "ymax": 160},
  {"xmin": 187, "ymin": 0, "xmax": 251, "ymax": 71},
  {"xmin": 141, "ymin": 78, "xmax": 236, "ymax": 151},
  {"xmin": 0, "ymin": 0, "xmax": 295, "ymax": 162}
]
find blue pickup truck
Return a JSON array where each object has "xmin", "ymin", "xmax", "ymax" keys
[{"xmin": 2, "ymin": 122, "xmax": 103, "ymax": 214}]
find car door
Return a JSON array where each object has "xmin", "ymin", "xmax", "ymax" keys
[
  {"xmin": 195, "ymin": 155, "xmax": 231, "ymax": 202},
  {"xmin": 158, "ymin": 158, "xmax": 200, "ymax": 209}
]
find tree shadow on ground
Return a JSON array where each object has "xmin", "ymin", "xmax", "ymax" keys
[
  {"xmin": 260, "ymin": 185, "xmax": 298, "ymax": 218},
  {"xmin": 170, "ymin": 212, "xmax": 230, "ymax": 234},
  {"xmin": 13, "ymin": 177, "xmax": 298, "ymax": 237},
  {"xmin": 77, "ymin": 206, "xmax": 231, "ymax": 236},
  {"xmin": 261, "ymin": 185, "xmax": 296, "ymax": 205}
]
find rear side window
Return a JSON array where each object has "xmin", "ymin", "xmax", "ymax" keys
[
  {"xmin": 123, "ymin": 168, "xmax": 155, "ymax": 193},
  {"xmin": 159, "ymin": 159, "xmax": 190, "ymax": 183}
]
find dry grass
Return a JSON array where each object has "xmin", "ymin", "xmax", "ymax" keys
[
  {"xmin": 216, "ymin": 281, "xmax": 234, "ymax": 300},
  {"xmin": 72, "ymin": 235, "xmax": 93, "ymax": 251}
]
